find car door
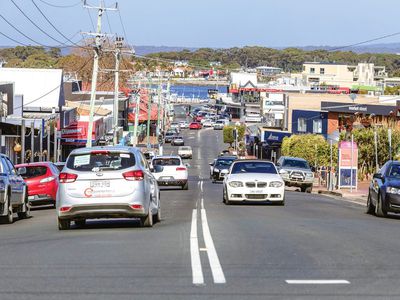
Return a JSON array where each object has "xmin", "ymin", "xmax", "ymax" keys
[
  {"xmin": 370, "ymin": 163, "xmax": 387, "ymax": 204},
  {"xmin": 4, "ymin": 157, "xmax": 25, "ymax": 204}
]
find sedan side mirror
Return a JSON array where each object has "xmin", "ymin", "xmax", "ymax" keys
[
  {"xmin": 17, "ymin": 167, "xmax": 26, "ymax": 176},
  {"xmin": 373, "ymin": 173, "xmax": 383, "ymax": 180},
  {"xmin": 209, "ymin": 162, "xmax": 214, "ymax": 166}
]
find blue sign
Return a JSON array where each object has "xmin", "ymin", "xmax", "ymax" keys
[
  {"xmin": 339, "ymin": 168, "xmax": 357, "ymax": 188},
  {"xmin": 263, "ymin": 131, "xmax": 291, "ymax": 144}
]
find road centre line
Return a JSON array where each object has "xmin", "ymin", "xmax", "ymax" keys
[
  {"xmin": 190, "ymin": 209, "xmax": 204, "ymax": 285},
  {"xmin": 286, "ymin": 280, "xmax": 350, "ymax": 285},
  {"xmin": 201, "ymin": 208, "xmax": 226, "ymax": 284}
]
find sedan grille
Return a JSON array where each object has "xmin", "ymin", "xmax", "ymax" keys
[
  {"xmin": 245, "ymin": 194, "xmax": 267, "ymax": 200},
  {"xmin": 257, "ymin": 182, "xmax": 267, "ymax": 188},
  {"xmin": 245, "ymin": 182, "xmax": 256, "ymax": 188}
]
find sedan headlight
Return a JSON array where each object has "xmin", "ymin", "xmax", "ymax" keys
[
  {"xmin": 269, "ymin": 181, "xmax": 284, "ymax": 188},
  {"xmin": 386, "ymin": 186, "xmax": 400, "ymax": 194},
  {"xmin": 228, "ymin": 181, "xmax": 243, "ymax": 188}
]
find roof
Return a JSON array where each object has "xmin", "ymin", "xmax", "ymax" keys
[
  {"xmin": 303, "ymin": 62, "xmax": 348, "ymax": 66},
  {"xmin": 279, "ymin": 156, "xmax": 307, "ymax": 162},
  {"xmin": 15, "ymin": 162, "xmax": 54, "ymax": 167},
  {"xmin": 69, "ymin": 146, "xmax": 135, "ymax": 155},
  {"xmin": 0, "ymin": 68, "xmax": 64, "ymax": 109}
]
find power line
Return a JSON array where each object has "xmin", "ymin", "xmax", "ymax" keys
[
  {"xmin": 31, "ymin": 0, "xmax": 89, "ymax": 50},
  {"xmin": 10, "ymin": 0, "xmax": 72, "ymax": 46},
  {"xmin": 329, "ymin": 31, "xmax": 400, "ymax": 52},
  {"xmin": 37, "ymin": 0, "xmax": 81, "ymax": 8}
]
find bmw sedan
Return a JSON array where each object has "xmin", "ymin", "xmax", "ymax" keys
[
  {"xmin": 367, "ymin": 160, "xmax": 400, "ymax": 217},
  {"xmin": 57, "ymin": 147, "xmax": 160, "ymax": 230},
  {"xmin": 223, "ymin": 160, "xmax": 285, "ymax": 205}
]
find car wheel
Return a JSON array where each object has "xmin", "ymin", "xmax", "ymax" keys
[
  {"xmin": 277, "ymin": 198, "xmax": 285, "ymax": 206},
  {"xmin": 223, "ymin": 188, "xmax": 231, "ymax": 205},
  {"xmin": 18, "ymin": 190, "xmax": 31, "ymax": 220},
  {"xmin": 1, "ymin": 193, "xmax": 13, "ymax": 224},
  {"xmin": 142, "ymin": 207, "xmax": 153, "ymax": 227},
  {"xmin": 75, "ymin": 219, "xmax": 86, "ymax": 228},
  {"xmin": 305, "ymin": 186, "xmax": 312, "ymax": 193},
  {"xmin": 375, "ymin": 193, "xmax": 387, "ymax": 218},
  {"xmin": 366, "ymin": 192, "xmax": 375, "ymax": 215},
  {"xmin": 182, "ymin": 182, "xmax": 189, "ymax": 190},
  {"xmin": 154, "ymin": 204, "xmax": 161, "ymax": 223},
  {"xmin": 58, "ymin": 218, "xmax": 70, "ymax": 230}
]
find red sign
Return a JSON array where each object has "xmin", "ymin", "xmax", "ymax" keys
[{"xmin": 339, "ymin": 141, "xmax": 358, "ymax": 168}]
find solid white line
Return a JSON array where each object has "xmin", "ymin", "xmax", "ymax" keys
[
  {"xmin": 201, "ymin": 208, "xmax": 226, "ymax": 284},
  {"xmin": 190, "ymin": 209, "xmax": 204, "ymax": 285},
  {"xmin": 201, "ymin": 197, "xmax": 204, "ymax": 209},
  {"xmin": 200, "ymin": 180, "xmax": 203, "ymax": 192},
  {"xmin": 286, "ymin": 280, "xmax": 350, "ymax": 284}
]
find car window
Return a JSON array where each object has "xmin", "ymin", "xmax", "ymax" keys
[
  {"xmin": 5, "ymin": 158, "xmax": 16, "ymax": 175},
  {"xmin": 215, "ymin": 159, "xmax": 235, "ymax": 167},
  {"xmin": 282, "ymin": 159, "xmax": 309, "ymax": 169},
  {"xmin": 231, "ymin": 162, "xmax": 277, "ymax": 174},
  {"xmin": 66, "ymin": 152, "xmax": 135, "ymax": 171},
  {"xmin": 0, "ymin": 157, "xmax": 7, "ymax": 173},
  {"xmin": 388, "ymin": 164, "xmax": 400, "ymax": 178},
  {"xmin": 153, "ymin": 158, "xmax": 181, "ymax": 166},
  {"xmin": 19, "ymin": 166, "xmax": 48, "ymax": 179}
]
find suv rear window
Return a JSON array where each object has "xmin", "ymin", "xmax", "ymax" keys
[
  {"xmin": 20, "ymin": 166, "xmax": 48, "ymax": 179},
  {"xmin": 66, "ymin": 152, "xmax": 135, "ymax": 171},
  {"xmin": 153, "ymin": 158, "xmax": 181, "ymax": 166}
]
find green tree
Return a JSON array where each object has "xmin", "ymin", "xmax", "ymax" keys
[{"xmin": 223, "ymin": 125, "xmax": 246, "ymax": 146}]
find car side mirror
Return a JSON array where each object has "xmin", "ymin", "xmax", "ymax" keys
[
  {"xmin": 373, "ymin": 173, "xmax": 383, "ymax": 180},
  {"xmin": 185, "ymin": 163, "xmax": 190, "ymax": 168},
  {"xmin": 209, "ymin": 162, "xmax": 214, "ymax": 166},
  {"xmin": 17, "ymin": 167, "xmax": 26, "ymax": 176}
]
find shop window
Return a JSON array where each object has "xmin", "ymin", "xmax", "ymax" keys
[
  {"xmin": 320, "ymin": 68, "xmax": 325, "ymax": 75},
  {"xmin": 298, "ymin": 118, "xmax": 307, "ymax": 132},
  {"xmin": 313, "ymin": 119, "xmax": 322, "ymax": 133},
  {"xmin": 310, "ymin": 68, "xmax": 315, "ymax": 74}
]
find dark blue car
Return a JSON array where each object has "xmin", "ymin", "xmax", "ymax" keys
[{"xmin": 367, "ymin": 160, "xmax": 400, "ymax": 217}]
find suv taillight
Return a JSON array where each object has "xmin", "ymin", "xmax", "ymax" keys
[
  {"xmin": 59, "ymin": 173, "xmax": 78, "ymax": 183},
  {"xmin": 123, "ymin": 170, "xmax": 144, "ymax": 181},
  {"xmin": 176, "ymin": 167, "xmax": 186, "ymax": 171}
]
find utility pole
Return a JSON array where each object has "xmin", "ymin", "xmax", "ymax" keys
[
  {"xmin": 146, "ymin": 78, "xmax": 152, "ymax": 149},
  {"xmin": 84, "ymin": 0, "xmax": 117, "ymax": 148},
  {"xmin": 132, "ymin": 81, "xmax": 141, "ymax": 147},
  {"xmin": 156, "ymin": 77, "xmax": 162, "ymax": 137},
  {"xmin": 113, "ymin": 37, "xmax": 122, "ymax": 145}
]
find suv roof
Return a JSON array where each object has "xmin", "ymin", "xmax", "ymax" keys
[{"xmin": 280, "ymin": 156, "xmax": 307, "ymax": 162}]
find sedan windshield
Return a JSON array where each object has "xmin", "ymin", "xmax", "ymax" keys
[
  {"xmin": 215, "ymin": 159, "xmax": 234, "ymax": 167},
  {"xmin": 282, "ymin": 159, "xmax": 309, "ymax": 169},
  {"xmin": 388, "ymin": 164, "xmax": 400, "ymax": 178},
  {"xmin": 231, "ymin": 162, "xmax": 277, "ymax": 174}
]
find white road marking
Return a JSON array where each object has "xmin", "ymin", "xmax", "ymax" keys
[
  {"xmin": 201, "ymin": 209, "xmax": 226, "ymax": 284},
  {"xmin": 199, "ymin": 248, "xmax": 208, "ymax": 251},
  {"xmin": 190, "ymin": 209, "xmax": 204, "ymax": 285},
  {"xmin": 286, "ymin": 280, "xmax": 350, "ymax": 285},
  {"xmin": 200, "ymin": 180, "xmax": 203, "ymax": 192},
  {"xmin": 201, "ymin": 197, "xmax": 204, "ymax": 209}
]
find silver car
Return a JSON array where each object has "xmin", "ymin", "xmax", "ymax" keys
[{"xmin": 57, "ymin": 146, "xmax": 160, "ymax": 230}]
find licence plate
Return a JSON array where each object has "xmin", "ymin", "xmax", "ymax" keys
[
  {"xmin": 28, "ymin": 196, "xmax": 35, "ymax": 200},
  {"xmin": 160, "ymin": 176, "xmax": 173, "ymax": 180},
  {"xmin": 90, "ymin": 180, "xmax": 110, "ymax": 188},
  {"xmin": 249, "ymin": 189, "xmax": 263, "ymax": 194}
]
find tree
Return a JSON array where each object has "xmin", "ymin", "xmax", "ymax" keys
[{"xmin": 223, "ymin": 125, "xmax": 246, "ymax": 146}]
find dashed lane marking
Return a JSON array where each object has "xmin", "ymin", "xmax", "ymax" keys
[{"xmin": 286, "ymin": 280, "xmax": 350, "ymax": 285}]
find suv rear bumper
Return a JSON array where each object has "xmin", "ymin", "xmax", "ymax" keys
[{"xmin": 157, "ymin": 179, "xmax": 187, "ymax": 187}]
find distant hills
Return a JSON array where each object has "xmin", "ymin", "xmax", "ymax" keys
[{"xmin": 132, "ymin": 43, "xmax": 400, "ymax": 55}]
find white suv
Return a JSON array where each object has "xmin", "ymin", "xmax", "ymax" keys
[{"xmin": 151, "ymin": 156, "xmax": 189, "ymax": 190}]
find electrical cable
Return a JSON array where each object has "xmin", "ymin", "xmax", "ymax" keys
[
  {"xmin": 37, "ymin": 0, "xmax": 81, "ymax": 8},
  {"xmin": 31, "ymin": 0, "xmax": 89, "ymax": 50},
  {"xmin": 10, "ymin": 0, "xmax": 71, "ymax": 46}
]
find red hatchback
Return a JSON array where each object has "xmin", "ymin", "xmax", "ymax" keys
[
  {"xmin": 15, "ymin": 162, "xmax": 59, "ymax": 207},
  {"xmin": 189, "ymin": 122, "xmax": 202, "ymax": 130}
]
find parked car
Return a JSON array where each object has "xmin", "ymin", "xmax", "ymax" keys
[
  {"xmin": 179, "ymin": 121, "xmax": 189, "ymax": 129},
  {"xmin": 178, "ymin": 146, "xmax": 193, "ymax": 159},
  {"xmin": 0, "ymin": 154, "xmax": 30, "ymax": 223},
  {"xmin": 367, "ymin": 160, "xmax": 400, "ymax": 217},
  {"xmin": 189, "ymin": 122, "xmax": 202, "ymax": 130},
  {"xmin": 276, "ymin": 156, "xmax": 314, "ymax": 193},
  {"xmin": 170, "ymin": 122, "xmax": 181, "ymax": 133},
  {"xmin": 164, "ymin": 131, "xmax": 177, "ymax": 143},
  {"xmin": 57, "ymin": 147, "xmax": 160, "ymax": 230},
  {"xmin": 151, "ymin": 156, "xmax": 189, "ymax": 190},
  {"xmin": 223, "ymin": 160, "xmax": 285, "ymax": 205},
  {"xmin": 171, "ymin": 136, "xmax": 184, "ymax": 146},
  {"xmin": 214, "ymin": 120, "xmax": 225, "ymax": 130},
  {"xmin": 210, "ymin": 156, "xmax": 237, "ymax": 182},
  {"xmin": 203, "ymin": 119, "xmax": 215, "ymax": 127},
  {"xmin": 15, "ymin": 162, "xmax": 59, "ymax": 207}
]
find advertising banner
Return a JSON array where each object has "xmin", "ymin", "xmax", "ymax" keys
[{"xmin": 338, "ymin": 141, "xmax": 358, "ymax": 189}]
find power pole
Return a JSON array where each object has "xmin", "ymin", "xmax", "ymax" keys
[
  {"xmin": 132, "ymin": 81, "xmax": 141, "ymax": 147},
  {"xmin": 146, "ymin": 78, "xmax": 152, "ymax": 148},
  {"xmin": 113, "ymin": 37, "xmax": 122, "ymax": 145},
  {"xmin": 84, "ymin": 0, "xmax": 117, "ymax": 148},
  {"xmin": 156, "ymin": 77, "xmax": 162, "ymax": 137}
]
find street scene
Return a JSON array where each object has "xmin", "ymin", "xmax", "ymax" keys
[{"xmin": 1, "ymin": 1, "xmax": 400, "ymax": 299}]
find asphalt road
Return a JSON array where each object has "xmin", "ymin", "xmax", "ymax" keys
[{"xmin": 0, "ymin": 110, "xmax": 400, "ymax": 299}]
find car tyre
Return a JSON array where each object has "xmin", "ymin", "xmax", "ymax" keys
[
  {"xmin": 142, "ymin": 208, "xmax": 153, "ymax": 227},
  {"xmin": 277, "ymin": 199, "xmax": 285, "ymax": 206},
  {"xmin": 58, "ymin": 218, "xmax": 70, "ymax": 230},
  {"xmin": 305, "ymin": 186, "xmax": 312, "ymax": 193},
  {"xmin": 1, "ymin": 193, "xmax": 13, "ymax": 224},
  {"xmin": 375, "ymin": 193, "xmax": 387, "ymax": 218},
  {"xmin": 18, "ymin": 193, "xmax": 31, "ymax": 220},
  {"xmin": 366, "ymin": 192, "xmax": 375, "ymax": 215},
  {"xmin": 182, "ymin": 182, "xmax": 189, "ymax": 190},
  {"xmin": 223, "ymin": 188, "xmax": 231, "ymax": 205}
]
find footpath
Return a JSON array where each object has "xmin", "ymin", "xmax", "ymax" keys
[{"xmin": 314, "ymin": 181, "xmax": 370, "ymax": 206}]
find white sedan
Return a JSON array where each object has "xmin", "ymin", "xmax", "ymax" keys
[{"xmin": 223, "ymin": 160, "xmax": 285, "ymax": 205}]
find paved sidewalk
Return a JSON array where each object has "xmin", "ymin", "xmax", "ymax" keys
[{"xmin": 314, "ymin": 181, "xmax": 370, "ymax": 205}]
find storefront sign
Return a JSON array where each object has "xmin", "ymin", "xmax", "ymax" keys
[
  {"xmin": 321, "ymin": 101, "xmax": 395, "ymax": 116},
  {"xmin": 338, "ymin": 141, "xmax": 358, "ymax": 189}
]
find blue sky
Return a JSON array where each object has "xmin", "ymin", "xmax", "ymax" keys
[{"xmin": 0, "ymin": 0, "xmax": 399, "ymax": 48}]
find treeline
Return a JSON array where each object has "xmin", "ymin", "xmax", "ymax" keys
[{"xmin": 147, "ymin": 46, "xmax": 400, "ymax": 75}]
